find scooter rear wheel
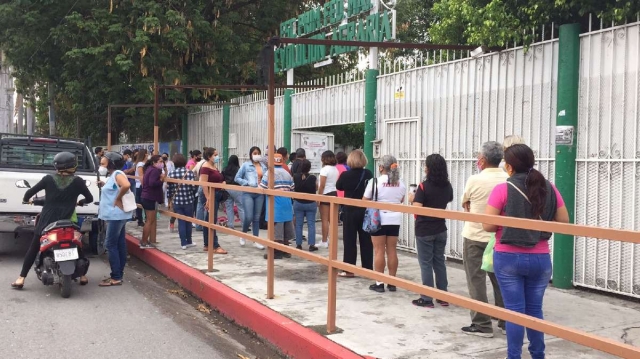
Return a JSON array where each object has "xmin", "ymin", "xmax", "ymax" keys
[{"xmin": 60, "ymin": 275, "xmax": 72, "ymax": 298}]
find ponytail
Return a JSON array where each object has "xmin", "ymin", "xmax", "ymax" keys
[
  {"xmin": 525, "ymin": 168, "xmax": 547, "ymax": 218},
  {"xmin": 388, "ymin": 163, "xmax": 400, "ymax": 186}
]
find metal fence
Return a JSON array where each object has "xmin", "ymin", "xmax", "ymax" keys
[
  {"xmin": 574, "ymin": 21, "xmax": 640, "ymax": 297},
  {"xmin": 188, "ymin": 20, "xmax": 640, "ymax": 298}
]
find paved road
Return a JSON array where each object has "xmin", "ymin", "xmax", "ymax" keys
[{"xmin": 0, "ymin": 234, "xmax": 283, "ymax": 359}]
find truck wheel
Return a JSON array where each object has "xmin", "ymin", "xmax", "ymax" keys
[{"xmin": 60, "ymin": 275, "xmax": 72, "ymax": 298}]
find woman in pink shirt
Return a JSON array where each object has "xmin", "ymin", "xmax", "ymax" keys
[{"xmin": 483, "ymin": 144, "xmax": 569, "ymax": 359}]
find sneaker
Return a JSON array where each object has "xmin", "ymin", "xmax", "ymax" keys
[
  {"xmin": 369, "ymin": 283, "xmax": 385, "ymax": 293},
  {"xmin": 181, "ymin": 245, "xmax": 187, "ymax": 250},
  {"xmin": 499, "ymin": 325, "xmax": 506, "ymax": 335},
  {"xmin": 169, "ymin": 223, "xmax": 175, "ymax": 232},
  {"xmin": 254, "ymin": 242, "xmax": 265, "ymax": 250},
  {"xmin": 412, "ymin": 298, "xmax": 434, "ymax": 308},
  {"xmin": 239, "ymin": 238, "xmax": 246, "ymax": 246},
  {"xmin": 318, "ymin": 242, "xmax": 328, "ymax": 249},
  {"xmin": 186, "ymin": 243, "xmax": 197, "ymax": 248},
  {"xmin": 296, "ymin": 245, "xmax": 303, "ymax": 250},
  {"xmin": 281, "ymin": 251, "xmax": 291, "ymax": 258},
  {"xmin": 461, "ymin": 324, "xmax": 494, "ymax": 338},
  {"xmin": 387, "ymin": 284, "xmax": 397, "ymax": 292},
  {"xmin": 309, "ymin": 245, "xmax": 318, "ymax": 252},
  {"xmin": 264, "ymin": 252, "xmax": 283, "ymax": 260},
  {"xmin": 436, "ymin": 299, "xmax": 450, "ymax": 307}
]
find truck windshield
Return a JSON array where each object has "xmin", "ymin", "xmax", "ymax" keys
[{"xmin": 0, "ymin": 139, "xmax": 95, "ymax": 172}]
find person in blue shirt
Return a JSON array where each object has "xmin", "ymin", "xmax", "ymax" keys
[{"xmin": 259, "ymin": 153, "xmax": 294, "ymax": 260}]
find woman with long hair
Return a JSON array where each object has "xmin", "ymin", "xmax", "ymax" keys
[
  {"xmin": 293, "ymin": 159, "xmax": 318, "ymax": 251},
  {"xmin": 235, "ymin": 146, "xmax": 267, "ymax": 250},
  {"xmin": 363, "ymin": 155, "xmax": 405, "ymax": 293},
  {"xmin": 140, "ymin": 155, "xmax": 164, "ymax": 248},
  {"xmin": 11, "ymin": 152, "xmax": 93, "ymax": 289},
  {"xmin": 134, "ymin": 148, "xmax": 148, "ymax": 226},
  {"xmin": 410, "ymin": 154, "xmax": 453, "ymax": 308},
  {"xmin": 199, "ymin": 147, "xmax": 227, "ymax": 253},
  {"xmin": 222, "ymin": 155, "xmax": 245, "ymax": 230},
  {"xmin": 187, "ymin": 150, "xmax": 202, "ymax": 170},
  {"xmin": 484, "ymin": 144, "xmax": 569, "ymax": 359},
  {"xmin": 317, "ymin": 150, "xmax": 338, "ymax": 248}
]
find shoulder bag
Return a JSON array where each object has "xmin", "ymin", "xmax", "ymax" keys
[
  {"xmin": 363, "ymin": 178, "xmax": 382, "ymax": 233},
  {"xmin": 114, "ymin": 170, "xmax": 137, "ymax": 213}
]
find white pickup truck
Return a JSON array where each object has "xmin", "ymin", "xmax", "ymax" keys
[{"xmin": 0, "ymin": 134, "xmax": 102, "ymax": 244}]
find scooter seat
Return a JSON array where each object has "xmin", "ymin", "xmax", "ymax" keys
[{"xmin": 42, "ymin": 220, "xmax": 80, "ymax": 235}]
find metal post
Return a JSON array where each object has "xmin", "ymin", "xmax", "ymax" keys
[
  {"xmin": 283, "ymin": 69, "xmax": 294, "ymax": 152},
  {"xmin": 17, "ymin": 94, "xmax": 24, "ymax": 134},
  {"xmin": 363, "ymin": 0, "xmax": 379, "ymax": 172},
  {"xmin": 266, "ymin": 43, "xmax": 276, "ymax": 299},
  {"xmin": 153, "ymin": 82, "xmax": 159, "ymax": 155},
  {"xmin": 107, "ymin": 105, "xmax": 112, "ymax": 151},
  {"xmin": 181, "ymin": 113, "xmax": 188, "ymax": 155},
  {"xmin": 207, "ymin": 186, "xmax": 215, "ymax": 272},
  {"xmin": 222, "ymin": 104, "xmax": 230, "ymax": 168},
  {"xmin": 48, "ymin": 83, "xmax": 56, "ymax": 136},
  {"xmin": 326, "ymin": 202, "xmax": 339, "ymax": 333},
  {"xmin": 553, "ymin": 23, "xmax": 580, "ymax": 289},
  {"xmin": 26, "ymin": 105, "xmax": 34, "ymax": 135}
]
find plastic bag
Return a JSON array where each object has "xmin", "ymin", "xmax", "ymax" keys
[{"xmin": 481, "ymin": 233, "xmax": 496, "ymax": 273}]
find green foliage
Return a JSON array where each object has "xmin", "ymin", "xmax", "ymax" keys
[
  {"xmin": 0, "ymin": 0, "xmax": 315, "ymax": 143},
  {"xmin": 313, "ymin": 123, "xmax": 364, "ymax": 149},
  {"xmin": 428, "ymin": 0, "xmax": 639, "ymax": 47}
]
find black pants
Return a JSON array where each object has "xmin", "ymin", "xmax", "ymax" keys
[{"xmin": 342, "ymin": 208, "xmax": 373, "ymax": 270}]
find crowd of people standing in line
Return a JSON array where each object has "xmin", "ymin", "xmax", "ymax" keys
[{"xmin": 91, "ymin": 134, "xmax": 566, "ymax": 359}]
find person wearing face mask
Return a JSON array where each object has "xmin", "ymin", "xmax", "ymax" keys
[
  {"xmin": 500, "ymin": 135, "xmax": 526, "ymax": 171},
  {"xmin": 194, "ymin": 147, "xmax": 213, "ymax": 231},
  {"xmin": 234, "ymin": 146, "xmax": 267, "ymax": 249},
  {"xmin": 161, "ymin": 152, "xmax": 176, "ymax": 231},
  {"xmin": 134, "ymin": 149, "xmax": 148, "ymax": 226},
  {"xmin": 460, "ymin": 141, "xmax": 508, "ymax": 337},
  {"xmin": 199, "ymin": 147, "xmax": 227, "ymax": 254},
  {"xmin": 484, "ymin": 144, "xmax": 569, "ymax": 359},
  {"xmin": 121, "ymin": 149, "xmax": 136, "ymax": 217},
  {"xmin": 140, "ymin": 155, "xmax": 165, "ymax": 248}
]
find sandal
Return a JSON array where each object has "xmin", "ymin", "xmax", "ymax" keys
[
  {"xmin": 99, "ymin": 278, "xmax": 122, "ymax": 287},
  {"xmin": 11, "ymin": 280, "xmax": 24, "ymax": 290},
  {"xmin": 214, "ymin": 247, "xmax": 228, "ymax": 255},
  {"xmin": 338, "ymin": 272, "xmax": 355, "ymax": 278}
]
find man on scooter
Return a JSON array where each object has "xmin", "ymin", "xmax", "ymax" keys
[{"xmin": 11, "ymin": 152, "xmax": 93, "ymax": 289}]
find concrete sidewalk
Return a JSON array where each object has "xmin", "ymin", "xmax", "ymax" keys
[{"xmin": 127, "ymin": 217, "xmax": 640, "ymax": 359}]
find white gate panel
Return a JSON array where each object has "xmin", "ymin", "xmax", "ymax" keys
[
  {"xmin": 381, "ymin": 118, "xmax": 422, "ymax": 251},
  {"xmin": 229, "ymin": 95, "xmax": 284, "ymax": 162},
  {"xmin": 574, "ymin": 22, "xmax": 640, "ymax": 297},
  {"xmin": 292, "ymin": 80, "xmax": 365, "ymax": 129},
  {"xmin": 377, "ymin": 41, "xmax": 558, "ymax": 258},
  {"xmin": 188, "ymin": 106, "xmax": 223, "ymax": 154}
]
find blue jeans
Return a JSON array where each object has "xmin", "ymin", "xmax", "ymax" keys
[
  {"xmin": 242, "ymin": 192, "xmax": 264, "ymax": 236},
  {"xmin": 203, "ymin": 192, "xmax": 221, "ymax": 248},
  {"xmin": 105, "ymin": 219, "xmax": 128, "ymax": 281},
  {"xmin": 225, "ymin": 189, "xmax": 245, "ymax": 230},
  {"xmin": 196, "ymin": 187, "xmax": 205, "ymax": 231},
  {"xmin": 415, "ymin": 231, "xmax": 448, "ymax": 302},
  {"xmin": 494, "ymin": 252, "xmax": 552, "ymax": 359},
  {"xmin": 173, "ymin": 203, "xmax": 194, "ymax": 246},
  {"xmin": 293, "ymin": 201, "xmax": 316, "ymax": 246}
]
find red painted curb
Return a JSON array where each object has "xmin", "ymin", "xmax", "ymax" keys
[{"xmin": 125, "ymin": 234, "xmax": 364, "ymax": 359}]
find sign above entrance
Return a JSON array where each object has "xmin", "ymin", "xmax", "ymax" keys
[{"xmin": 275, "ymin": 0, "xmax": 396, "ymax": 72}]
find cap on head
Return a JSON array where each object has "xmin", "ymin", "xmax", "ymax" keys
[{"xmin": 273, "ymin": 153, "xmax": 283, "ymax": 165}]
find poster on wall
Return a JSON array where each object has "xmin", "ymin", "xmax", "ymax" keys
[{"xmin": 301, "ymin": 134, "xmax": 329, "ymax": 172}]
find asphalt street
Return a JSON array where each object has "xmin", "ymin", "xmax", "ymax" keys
[{"xmin": 0, "ymin": 233, "xmax": 283, "ymax": 359}]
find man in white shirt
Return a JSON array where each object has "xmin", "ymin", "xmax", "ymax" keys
[{"xmin": 461, "ymin": 141, "xmax": 508, "ymax": 338}]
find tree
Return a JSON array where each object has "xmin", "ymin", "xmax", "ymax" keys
[{"xmin": 428, "ymin": 0, "xmax": 640, "ymax": 47}]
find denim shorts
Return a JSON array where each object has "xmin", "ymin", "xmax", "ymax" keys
[{"xmin": 140, "ymin": 198, "xmax": 158, "ymax": 211}]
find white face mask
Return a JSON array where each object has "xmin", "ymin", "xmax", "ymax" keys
[
  {"xmin": 98, "ymin": 166, "xmax": 108, "ymax": 176},
  {"xmin": 252, "ymin": 154, "xmax": 262, "ymax": 162}
]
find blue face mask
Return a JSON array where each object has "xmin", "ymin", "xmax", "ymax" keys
[{"xmin": 214, "ymin": 155, "xmax": 220, "ymax": 163}]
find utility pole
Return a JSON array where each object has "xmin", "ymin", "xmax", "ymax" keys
[{"xmin": 48, "ymin": 83, "xmax": 56, "ymax": 136}]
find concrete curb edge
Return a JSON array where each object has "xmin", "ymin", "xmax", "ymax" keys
[{"xmin": 125, "ymin": 234, "xmax": 366, "ymax": 359}]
